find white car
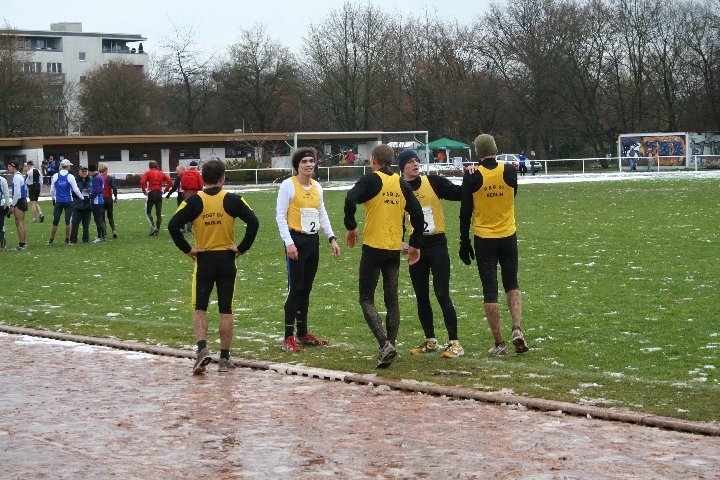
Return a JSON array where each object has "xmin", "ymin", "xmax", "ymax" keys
[{"xmin": 496, "ymin": 153, "xmax": 522, "ymax": 168}]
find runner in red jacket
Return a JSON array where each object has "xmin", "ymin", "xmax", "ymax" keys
[
  {"xmin": 140, "ymin": 160, "xmax": 173, "ymax": 236},
  {"xmin": 180, "ymin": 161, "xmax": 203, "ymax": 199}
]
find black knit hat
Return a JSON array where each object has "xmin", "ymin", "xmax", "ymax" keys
[{"xmin": 397, "ymin": 149, "xmax": 420, "ymax": 172}]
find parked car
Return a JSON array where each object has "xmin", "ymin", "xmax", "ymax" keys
[{"xmin": 495, "ymin": 153, "xmax": 522, "ymax": 168}]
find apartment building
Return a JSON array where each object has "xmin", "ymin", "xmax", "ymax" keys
[{"xmin": 13, "ymin": 22, "xmax": 148, "ymax": 85}]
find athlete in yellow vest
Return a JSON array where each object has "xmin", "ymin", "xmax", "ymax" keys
[
  {"xmin": 397, "ymin": 149, "xmax": 465, "ymax": 358},
  {"xmin": 168, "ymin": 159, "xmax": 259, "ymax": 374},
  {"xmin": 344, "ymin": 144, "xmax": 424, "ymax": 368},
  {"xmin": 276, "ymin": 147, "xmax": 341, "ymax": 353},
  {"xmin": 459, "ymin": 134, "xmax": 529, "ymax": 356}
]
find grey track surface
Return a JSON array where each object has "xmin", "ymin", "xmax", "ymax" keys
[{"xmin": 2, "ymin": 326, "xmax": 719, "ymax": 479}]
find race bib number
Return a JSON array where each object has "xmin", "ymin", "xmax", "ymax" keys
[
  {"xmin": 300, "ymin": 208, "xmax": 320, "ymax": 234},
  {"xmin": 422, "ymin": 206, "xmax": 436, "ymax": 234}
]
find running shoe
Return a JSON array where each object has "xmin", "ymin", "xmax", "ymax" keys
[
  {"xmin": 441, "ymin": 340, "xmax": 465, "ymax": 358},
  {"xmin": 376, "ymin": 341, "xmax": 397, "ymax": 369},
  {"xmin": 488, "ymin": 343, "xmax": 507, "ymax": 356},
  {"xmin": 512, "ymin": 327, "xmax": 529, "ymax": 353},
  {"xmin": 409, "ymin": 338, "xmax": 439, "ymax": 355},
  {"xmin": 296, "ymin": 332, "xmax": 329, "ymax": 346},
  {"xmin": 15, "ymin": 245, "xmax": 26, "ymax": 251},
  {"xmin": 112, "ymin": 231, "xmax": 118, "ymax": 239},
  {"xmin": 283, "ymin": 336, "xmax": 299, "ymax": 353},
  {"xmin": 218, "ymin": 358, "xmax": 236, "ymax": 373},
  {"xmin": 39, "ymin": 214, "xmax": 45, "ymax": 223},
  {"xmin": 193, "ymin": 347, "xmax": 212, "ymax": 374},
  {"xmin": 149, "ymin": 227, "xmax": 157, "ymax": 236}
]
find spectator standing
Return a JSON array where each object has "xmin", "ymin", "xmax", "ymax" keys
[
  {"xmin": 46, "ymin": 156, "xmax": 57, "ymax": 185},
  {"xmin": 140, "ymin": 160, "xmax": 173, "ymax": 236},
  {"xmin": 168, "ymin": 159, "xmax": 260, "ymax": 374},
  {"xmin": 7, "ymin": 160, "xmax": 28, "ymax": 250},
  {"xmin": 0, "ymin": 173, "xmax": 10, "ymax": 249},
  {"xmin": 99, "ymin": 163, "xmax": 119, "ymax": 238},
  {"xmin": 25, "ymin": 161, "xmax": 45, "ymax": 223},
  {"xmin": 88, "ymin": 164, "xmax": 106, "ymax": 243},
  {"xmin": 397, "ymin": 149, "xmax": 465, "ymax": 358},
  {"xmin": 69, "ymin": 166, "xmax": 92, "ymax": 244},
  {"xmin": 518, "ymin": 151, "xmax": 528, "ymax": 177},
  {"xmin": 459, "ymin": 134, "xmax": 529, "ymax": 356},
  {"xmin": 347, "ymin": 150, "xmax": 356, "ymax": 165},
  {"xmin": 344, "ymin": 144, "xmax": 424, "ymax": 369},
  {"xmin": 275, "ymin": 147, "xmax": 341, "ymax": 353},
  {"xmin": 48, "ymin": 159, "xmax": 84, "ymax": 245},
  {"xmin": 530, "ymin": 150, "xmax": 539, "ymax": 176},
  {"xmin": 41, "ymin": 160, "xmax": 49, "ymax": 186}
]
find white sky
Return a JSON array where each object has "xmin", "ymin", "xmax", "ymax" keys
[{"xmin": 2, "ymin": 0, "xmax": 493, "ymax": 58}]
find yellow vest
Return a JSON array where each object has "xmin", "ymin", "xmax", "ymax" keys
[
  {"xmin": 472, "ymin": 164, "xmax": 516, "ymax": 238},
  {"xmin": 287, "ymin": 176, "xmax": 320, "ymax": 234},
  {"xmin": 410, "ymin": 176, "xmax": 445, "ymax": 235},
  {"xmin": 363, "ymin": 171, "xmax": 406, "ymax": 250},
  {"xmin": 192, "ymin": 190, "xmax": 237, "ymax": 250}
]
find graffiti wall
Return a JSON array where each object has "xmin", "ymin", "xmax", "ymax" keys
[
  {"xmin": 620, "ymin": 134, "xmax": 686, "ymax": 166},
  {"xmin": 689, "ymin": 132, "xmax": 720, "ymax": 168}
]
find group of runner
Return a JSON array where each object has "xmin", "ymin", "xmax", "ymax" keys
[{"xmin": 169, "ymin": 132, "xmax": 529, "ymax": 374}]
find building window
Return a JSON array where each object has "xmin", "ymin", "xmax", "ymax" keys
[
  {"xmin": 46, "ymin": 63, "xmax": 63, "ymax": 73},
  {"xmin": 95, "ymin": 150, "xmax": 121, "ymax": 162},
  {"xmin": 177, "ymin": 148, "xmax": 200, "ymax": 160},
  {"xmin": 129, "ymin": 150, "xmax": 155, "ymax": 162},
  {"xmin": 79, "ymin": 52, "xmax": 86, "ymax": 61},
  {"xmin": 23, "ymin": 62, "xmax": 42, "ymax": 73}
]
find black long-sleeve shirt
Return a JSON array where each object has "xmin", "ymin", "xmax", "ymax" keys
[{"xmin": 344, "ymin": 166, "xmax": 424, "ymax": 249}]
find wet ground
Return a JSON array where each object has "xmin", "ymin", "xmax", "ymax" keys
[{"xmin": 2, "ymin": 331, "xmax": 718, "ymax": 479}]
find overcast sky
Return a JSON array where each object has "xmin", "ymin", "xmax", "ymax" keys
[{"xmin": 3, "ymin": 0, "xmax": 493, "ymax": 57}]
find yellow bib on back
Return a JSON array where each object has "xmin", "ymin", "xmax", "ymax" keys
[
  {"xmin": 193, "ymin": 190, "xmax": 237, "ymax": 250},
  {"xmin": 363, "ymin": 171, "xmax": 406, "ymax": 250},
  {"xmin": 472, "ymin": 164, "xmax": 516, "ymax": 238}
]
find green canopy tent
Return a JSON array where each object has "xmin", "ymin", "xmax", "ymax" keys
[{"xmin": 425, "ymin": 137, "xmax": 472, "ymax": 164}]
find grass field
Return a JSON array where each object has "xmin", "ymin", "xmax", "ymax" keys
[{"xmin": 1, "ymin": 175, "xmax": 718, "ymax": 422}]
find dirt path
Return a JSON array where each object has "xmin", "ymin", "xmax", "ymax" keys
[{"xmin": 2, "ymin": 331, "xmax": 718, "ymax": 479}]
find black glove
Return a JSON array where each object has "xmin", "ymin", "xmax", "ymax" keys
[
  {"xmin": 459, "ymin": 238, "xmax": 475, "ymax": 265},
  {"xmin": 52, "ymin": 199, "xmax": 56, "ymax": 206},
  {"xmin": 165, "ymin": 193, "xmax": 171, "ymax": 199}
]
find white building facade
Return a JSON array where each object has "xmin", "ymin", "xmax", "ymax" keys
[{"xmin": 12, "ymin": 22, "xmax": 148, "ymax": 133}]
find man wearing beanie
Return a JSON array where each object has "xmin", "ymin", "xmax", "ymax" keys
[
  {"xmin": 344, "ymin": 144, "xmax": 424, "ymax": 368},
  {"xmin": 397, "ymin": 149, "xmax": 465, "ymax": 358},
  {"xmin": 459, "ymin": 134, "xmax": 529, "ymax": 356},
  {"xmin": 275, "ymin": 147, "xmax": 341, "ymax": 353}
]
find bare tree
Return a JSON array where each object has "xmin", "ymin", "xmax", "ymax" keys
[
  {"xmin": 479, "ymin": 0, "xmax": 576, "ymax": 156},
  {"xmin": 155, "ymin": 26, "xmax": 216, "ymax": 133},
  {"xmin": 303, "ymin": 2, "xmax": 395, "ymax": 130},
  {"xmin": 683, "ymin": 0, "xmax": 720, "ymax": 130},
  {"xmin": 78, "ymin": 60, "xmax": 161, "ymax": 135},
  {"xmin": 214, "ymin": 24, "xmax": 301, "ymax": 132}
]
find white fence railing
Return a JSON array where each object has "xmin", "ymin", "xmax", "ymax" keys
[{"xmin": 216, "ymin": 154, "xmax": 719, "ymax": 185}]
